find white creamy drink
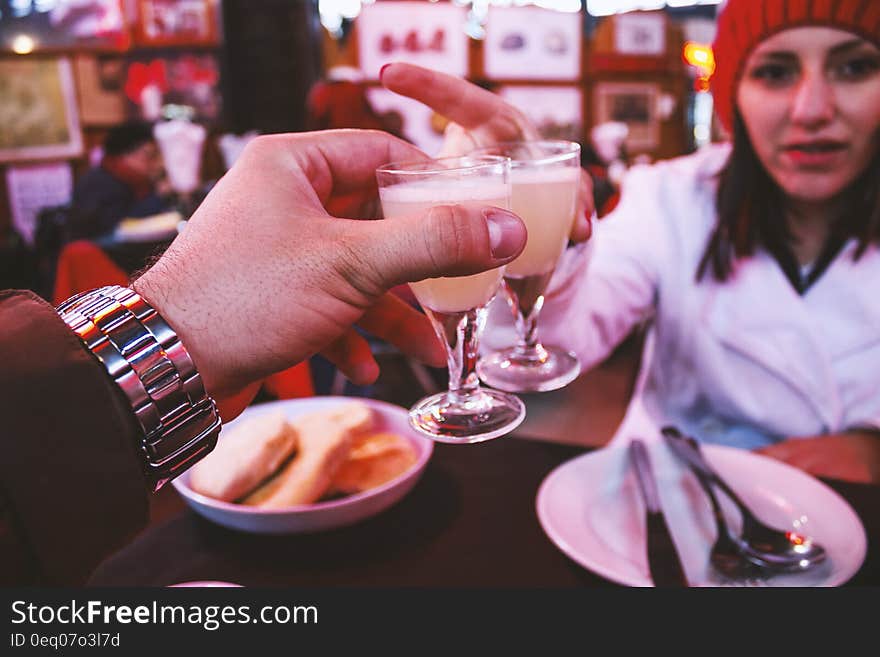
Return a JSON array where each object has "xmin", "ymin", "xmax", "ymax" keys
[
  {"xmin": 380, "ymin": 180, "xmax": 509, "ymax": 313},
  {"xmin": 472, "ymin": 140, "xmax": 582, "ymax": 395},
  {"xmin": 504, "ymin": 167, "xmax": 580, "ymax": 278}
]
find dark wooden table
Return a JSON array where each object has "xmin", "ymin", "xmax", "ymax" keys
[{"xmin": 89, "ymin": 433, "xmax": 880, "ymax": 588}]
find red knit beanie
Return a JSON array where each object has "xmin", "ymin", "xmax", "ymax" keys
[{"xmin": 711, "ymin": 0, "xmax": 880, "ymax": 131}]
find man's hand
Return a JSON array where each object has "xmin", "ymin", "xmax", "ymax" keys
[
  {"xmin": 380, "ymin": 62, "xmax": 594, "ymax": 242},
  {"xmin": 755, "ymin": 431, "xmax": 880, "ymax": 483},
  {"xmin": 134, "ymin": 130, "xmax": 526, "ymax": 418}
]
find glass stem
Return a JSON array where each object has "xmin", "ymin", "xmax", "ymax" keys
[
  {"xmin": 510, "ymin": 289, "xmax": 548, "ymax": 361},
  {"xmin": 515, "ymin": 299, "xmax": 544, "ymax": 353},
  {"xmin": 426, "ymin": 307, "xmax": 487, "ymax": 402}
]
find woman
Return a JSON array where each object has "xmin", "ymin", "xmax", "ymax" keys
[{"xmin": 381, "ymin": 0, "xmax": 880, "ymax": 483}]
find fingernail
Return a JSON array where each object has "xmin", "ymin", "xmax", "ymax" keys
[
  {"xmin": 379, "ymin": 63, "xmax": 391, "ymax": 80},
  {"xmin": 484, "ymin": 208, "xmax": 525, "ymax": 260}
]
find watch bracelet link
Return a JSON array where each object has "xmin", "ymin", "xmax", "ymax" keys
[{"xmin": 57, "ymin": 285, "xmax": 221, "ymax": 490}]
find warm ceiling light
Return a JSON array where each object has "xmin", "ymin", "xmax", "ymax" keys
[
  {"xmin": 683, "ymin": 41, "xmax": 715, "ymax": 75},
  {"xmin": 11, "ymin": 34, "xmax": 36, "ymax": 55}
]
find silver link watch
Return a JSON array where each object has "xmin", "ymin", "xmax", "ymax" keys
[{"xmin": 57, "ymin": 285, "xmax": 221, "ymax": 490}]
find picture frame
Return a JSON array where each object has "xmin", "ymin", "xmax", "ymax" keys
[
  {"xmin": 124, "ymin": 51, "xmax": 222, "ymax": 123},
  {"xmin": 356, "ymin": 1, "xmax": 468, "ymax": 79},
  {"xmin": 0, "ymin": 57, "xmax": 83, "ymax": 163},
  {"xmin": 74, "ymin": 55, "xmax": 128, "ymax": 126},
  {"xmin": 593, "ymin": 81, "xmax": 660, "ymax": 151},
  {"xmin": 135, "ymin": 0, "xmax": 218, "ymax": 47},
  {"xmin": 484, "ymin": 6, "xmax": 582, "ymax": 81}
]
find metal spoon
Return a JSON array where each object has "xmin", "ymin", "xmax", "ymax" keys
[
  {"xmin": 686, "ymin": 454, "xmax": 771, "ymax": 584},
  {"xmin": 661, "ymin": 426, "xmax": 827, "ymax": 572}
]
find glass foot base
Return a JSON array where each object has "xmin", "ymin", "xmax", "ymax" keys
[
  {"xmin": 408, "ymin": 388, "xmax": 525, "ymax": 443},
  {"xmin": 477, "ymin": 346, "xmax": 581, "ymax": 393}
]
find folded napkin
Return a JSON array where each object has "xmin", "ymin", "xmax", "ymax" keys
[{"xmin": 114, "ymin": 211, "xmax": 183, "ymax": 242}]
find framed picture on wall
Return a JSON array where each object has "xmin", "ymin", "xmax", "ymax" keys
[
  {"xmin": 484, "ymin": 6, "xmax": 582, "ymax": 81},
  {"xmin": 135, "ymin": 0, "xmax": 218, "ymax": 47},
  {"xmin": 0, "ymin": 58, "xmax": 83, "ymax": 162},
  {"xmin": 74, "ymin": 55, "xmax": 128, "ymax": 126},
  {"xmin": 593, "ymin": 81, "xmax": 660, "ymax": 151},
  {"xmin": 357, "ymin": 1, "xmax": 468, "ymax": 79},
  {"xmin": 124, "ymin": 51, "xmax": 221, "ymax": 123}
]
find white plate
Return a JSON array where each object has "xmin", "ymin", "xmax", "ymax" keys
[
  {"xmin": 168, "ymin": 581, "xmax": 242, "ymax": 587},
  {"xmin": 536, "ymin": 443, "xmax": 867, "ymax": 587},
  {"xmin": 172, "ymin": 397, "xmax": 433, "ymax": 534}
]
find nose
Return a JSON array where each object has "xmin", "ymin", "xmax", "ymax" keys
[{"xmin": 790, "ymin": 70, "xmax": 835, "ymax": 129}]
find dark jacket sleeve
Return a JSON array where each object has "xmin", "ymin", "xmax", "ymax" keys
[{"xmin": 0, "ymin": 290, "xmax": 149, "ymax": 585}]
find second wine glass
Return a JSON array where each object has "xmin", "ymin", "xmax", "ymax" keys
[{"xmin": 474, "ymin": 140, "xmax": 582, "ymax": 393}]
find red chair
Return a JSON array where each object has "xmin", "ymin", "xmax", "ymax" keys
[
  {"xmin": 53, "ymin": 240, "xmax": 313, "ymax": 400},
  {"xmin": 53, "ymin": 240, "xmax": 128, "ymax": 305}
]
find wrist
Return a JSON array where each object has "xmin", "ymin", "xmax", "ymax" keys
[{"xmin": 132, "ymin": 267, "xmax": 225, "ymax": 399}]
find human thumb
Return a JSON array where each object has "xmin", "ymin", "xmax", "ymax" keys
[{"xmin": 355, "ymin": 203, "xmax": 526, "ymax": 289}]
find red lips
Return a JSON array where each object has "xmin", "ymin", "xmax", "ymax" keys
[{"xmin": 782, "ymin": 140, "xmax": 848, "ymax": 167}]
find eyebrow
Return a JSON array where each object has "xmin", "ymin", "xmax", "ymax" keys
[
  {"xmin": 828, "ymin": 38, "xmax": 876, "ymax": 55},
  {"xmin": 755, "ymin": 38, "xmax": 873, "ymax": 61}
]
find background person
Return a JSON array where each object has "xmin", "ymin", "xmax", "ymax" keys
[{"xmin": 69, "ymin": 120, "xmax": 173, "ymax": 241}]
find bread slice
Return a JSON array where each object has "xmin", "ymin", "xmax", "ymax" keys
[
  {"xmin": 328, "ymin": 432, "xmax": 418, "ymax": 496},
  {"xmin": 188, "ymin": 411, "xmax": 298, "ymax": 502},
  {"xmin": 315, "ymin": 401, "xmax": 374, "ymax": 435},
  {"xmin": 243, "ymin": 401, "xmax": 374, "ymax": 508}
]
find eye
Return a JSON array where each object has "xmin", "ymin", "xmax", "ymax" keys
[
  {"xmin": 833, "ymin": 56, "xmax": 880, "ymax": 80},
  {"xmin": 749, "ymin": 63, "xmax": 797, "ymax": 86}
]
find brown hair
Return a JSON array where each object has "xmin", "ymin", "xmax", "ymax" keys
[{"xmin": 697, "ymin": 111, "xmax": 880, "ymax": 283}]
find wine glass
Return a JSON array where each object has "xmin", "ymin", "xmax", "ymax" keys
[
  {"xmin": 376, "ymin": 155, "xmax": 525, "ymax": 443},
  {"xmin": 472, "ymin": 140, "xmax": 582, "ymax": 392}
]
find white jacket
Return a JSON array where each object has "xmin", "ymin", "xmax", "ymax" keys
[{"xmin": 487, "ymin": 143, "xmax": 880, "ymax": 448}]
